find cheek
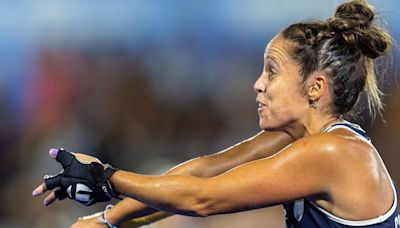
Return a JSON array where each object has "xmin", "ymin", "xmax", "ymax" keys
[{"xmin": 271, "ymin": 82, "xmax": 306, "ymax": 115}]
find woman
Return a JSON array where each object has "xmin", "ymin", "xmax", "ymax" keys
[{"xmin": 33, "ymin": 1, "xmax": 399, "ymax": 227}]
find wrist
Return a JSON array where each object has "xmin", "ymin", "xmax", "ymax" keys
[
  {"xmin": 98, "ymin": 205, "xmax": 118, "ymax": 228},
  {"xmin": 104, "ymin": 204, "xmax": 125, "ymax": 227},
  {"xmin": 109, "ymin": 170, "xmax": 120, "ymax": 193}
]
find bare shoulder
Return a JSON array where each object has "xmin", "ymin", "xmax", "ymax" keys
[
  {"xmin": 262, "ymin": 133, "xmax": 352, "ymax": 186},
  {"xmin": 290, "ymin": 130, "xmax": 373, "ymax": 160},
  {"xmin": 296, "ymin": 130, "xmax": 394, "ymax": 219},
  {"xmin": 280, "ymin": 131, "xmax": 374, "ymax": 179},
  {"xmin": 285, "ymin": 132, "xmax": 347, "ymax": 160}
]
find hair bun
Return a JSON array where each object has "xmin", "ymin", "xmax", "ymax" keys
[
  {"xmin": 329, "ymin": 0, "xmax": 391, "ymax": 59},
  {"xmin": 334, "ymin": 0, "xmax": 374, "ymax": 28}
]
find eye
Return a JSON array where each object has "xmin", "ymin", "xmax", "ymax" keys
[{"xmin": 268, "ymin": 67, "xmax": 276, "ymax": 79}]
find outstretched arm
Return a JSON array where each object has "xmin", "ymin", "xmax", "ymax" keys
[
  {"xmin": 102, "ymin": 130, "xmax": 293, "ymax": 227},
  {"xmin": 34, "ymin": 130, "xmax": 293, "ymax": 227},
  {"xmin": 109, "ymin": 133, "xmax": 335, "ymax": 218},
  {"xmin": 103, "ymin": 131, "xmax": 293, "ymax": 225}
]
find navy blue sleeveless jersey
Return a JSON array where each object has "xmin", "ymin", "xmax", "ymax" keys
[{"xmin": 283, "ymin": 121, "xmax": 400, "ymax": 228}]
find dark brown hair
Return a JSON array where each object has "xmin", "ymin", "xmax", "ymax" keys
[{"xmin": 281, "ymin": 0, "xmax": 392, "ymax": 119}]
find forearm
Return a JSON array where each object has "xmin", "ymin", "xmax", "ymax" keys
[
  {"xmin": 110, "ymin": 171, "xmax": 206, "ymax": 217},
  {"xmin": 104, "ymin": 198, "xmax": 157, "ymax": 226},
  {"xmin": 105, "ymin": 157, "xmax": 207, "ymax": 226},
  {"xmin": 104, "ymin": 151, "xmax": 245, "ymax": 225},
  {"xmin": 106, "ymin": 130, "xmax": 293, "ymax": 225}
]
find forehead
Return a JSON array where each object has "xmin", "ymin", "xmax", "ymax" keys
[{"xmin": 264, "ymin": 35, "xmax": 292, "ymax": 62}]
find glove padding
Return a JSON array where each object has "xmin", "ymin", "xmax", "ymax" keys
[{"xmin": 44, "ymin": 148, "xmax": 118, "ymax": 206}]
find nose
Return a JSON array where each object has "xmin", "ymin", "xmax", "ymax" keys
[{"xmin": 253, "ymin": 73, "xmax": 266, "ymax": 94}]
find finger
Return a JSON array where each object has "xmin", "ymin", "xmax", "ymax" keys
[
  {"xmin": 82, "ymin": 212, "xmax": 102, "ymax": 220},
  {"xmin": 44, "ymin": 191, "xmax": 58, "ymax": 206},
  {"xmin": 49, "ymin": 148, "xmax": 59, "ymax": 158},
  {"xmin": 44, "ymin": 173, "xmax": 62, "ymax": 190},
  {"xmin": 53, "ymin": 148, "xmax": 75, "ymax": 168},
  {"xmin": 54, "ymin": 188, "xmax": 68, "ymax": 200},
  {"xmin": 74, "ymin": 153, "xmax": 101, "ymax": 164},
  {"xmin": 32, "ymin": 183, "xmax": 48, "ymax": 197}
]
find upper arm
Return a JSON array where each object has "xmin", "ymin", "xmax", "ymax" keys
[
  {"xmin": 191, "ymin": 131, "xmax": 294, "ymax": 177},
  {"xmin": 166, "ymin": 131, "xmax": 293, "ymax": 177},
  {"xmin": 198, "ymin": 133, "xmax": 339, "ymax": 216}
]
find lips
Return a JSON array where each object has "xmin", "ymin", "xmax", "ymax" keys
[{"xmin": 256, "ymin": 100, "xmax": 266, "ymax": 113}]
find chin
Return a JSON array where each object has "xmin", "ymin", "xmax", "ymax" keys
[{"xmin": 259, "ymin": 119, "xmax": 285, "ymax": 132}]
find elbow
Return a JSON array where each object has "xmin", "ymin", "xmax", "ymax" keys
[
  {"xmin": 165, "ymin": 156, "xmax": 209, "ymax": 177},
  {"xmin": 161, "ymin": 177, "xmax": 221, "ymax": 217},
  {"xmin": 194, "ymin": 210, "xmax": 210, "ymax": 218},
  {"xmin": 188, "ymin": 197, "xmax": 214, "ymax": 217},
  {"xmin": 187, "ymin": 189, "xmax": 221, "ymax": 217},
  {"xmin": 172, "ymin": 187, "xmax": 218, "ymax": 217}
]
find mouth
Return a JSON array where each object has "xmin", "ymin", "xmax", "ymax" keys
[{"xmin": 256, "ymin": 101, "xmax": 266, "ymax": 113}]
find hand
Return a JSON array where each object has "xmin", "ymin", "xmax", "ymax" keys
[
  {"xmin": 71, "ymin": 210, "xmax": 145, "ymax": 228},
  {"xmin": 32, "ymin": 148, "xmax": 118, "ymax": 206},
  {"xmin": 70, "ymin": 212, "xmax": 107, "ymax": 228}
]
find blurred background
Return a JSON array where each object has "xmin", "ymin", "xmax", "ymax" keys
[{"xmin": 0, "ymin": 0, "xmax": 398, "ymax": 227}]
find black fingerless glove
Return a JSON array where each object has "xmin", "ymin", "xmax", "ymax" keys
[{"xmin": 44, "ymin": 148, "xmax": 119, "ymax": 206}]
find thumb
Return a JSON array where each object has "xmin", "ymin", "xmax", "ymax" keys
[
  {"xmin": 49, "ymin": 148, "xmax": 59, "ymax": 159},
  {"xmin": 49, "ymin": 148, "xmax": 75, "ymax": 169}
]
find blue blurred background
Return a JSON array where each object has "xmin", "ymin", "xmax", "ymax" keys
[{"xmin": 0, "ymin": 0, "xmax": 398, "ymax": 227}]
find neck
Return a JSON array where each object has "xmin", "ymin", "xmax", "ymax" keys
[{"xmin": 283, "ymin": 114, "xmax": 340, "ymax": 140}]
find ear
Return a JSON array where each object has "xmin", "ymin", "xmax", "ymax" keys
[{"xmin": 306, "ymin": 72, "xmax": 329, "ymax": 100}]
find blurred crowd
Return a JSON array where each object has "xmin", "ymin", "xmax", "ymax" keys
[
  {"xmin": 0, "ymin": 1, "xmax": 398, "ymax": 227},
  {"xmin": 0, "ymin": 39, "xmax": 398, "ymax": 228},
  {"xmin": 0, "ymin": 43, "xmax": 266, "ymax": 228}
]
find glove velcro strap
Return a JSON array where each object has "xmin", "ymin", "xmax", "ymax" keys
[
  {"xmin": 91, "ymin": 163, "xmax": 120, "ymax": 199},
  {"xmin": 103, "ymin": 165, "xmax": 120, "ymax": 199},
  {"xmin": 103, "ymin": 164, "xmax": 118, "ymax": 180}
]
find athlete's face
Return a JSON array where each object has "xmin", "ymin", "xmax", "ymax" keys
[{"xmin": 254, "ymin": 35, "xmax": 309, "ymax": 131}]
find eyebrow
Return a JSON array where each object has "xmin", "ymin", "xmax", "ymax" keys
[{"xmin": 264, "ymin": 54, "xmax": 281, "ymax": 68}]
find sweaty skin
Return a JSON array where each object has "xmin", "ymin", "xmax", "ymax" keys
[
  {"xmin": 35, "ymin": 130, "xmax": 294, "ymax": 226},
  {"xmin": 34, "ymin": 35, "xmax": 395, "ymax": 228}
]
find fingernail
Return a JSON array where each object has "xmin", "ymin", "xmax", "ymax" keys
[
  {"xmin": 49, "ymin": 148, "xmax": 58, "ymax": 158},
  {"xmin": 32, "ymin": 191, "xmax": 39, "ymax": 197},
  {"xmin": 44, "ymin": 200, "xmax": 49, "ymax": 206}
]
